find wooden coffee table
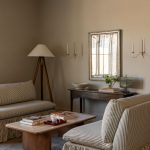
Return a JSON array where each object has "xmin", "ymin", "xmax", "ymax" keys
[{"xmin": 6, "ymin": 112, "xmax": 96, "ymax": 150}]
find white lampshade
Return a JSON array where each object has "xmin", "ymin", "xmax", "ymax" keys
[{"xmin": 28, "ymin": 44, "xmax": 55, "ymax": 57}]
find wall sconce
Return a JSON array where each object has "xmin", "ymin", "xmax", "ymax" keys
[
  {"xmin": 66, "ymin": 43, "xmax": 83, "ymax": 57},
  {"xmin": 131, "ymin": 39, "xmax": 146, "ymax": 58}
]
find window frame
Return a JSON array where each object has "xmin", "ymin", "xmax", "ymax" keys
[{"xmin": 89, "ymin": 30, "xmax": 122, "ymax": 81}]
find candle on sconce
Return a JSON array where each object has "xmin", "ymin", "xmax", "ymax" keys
[
  {"xmin": 131, "ymin": 39, "xmax": 147, "ymax": 58},
  {"xmin": 74, "ymin": 43, "xmax": 77, "ymax": 56},
  {"xmin": 141, "ymin": 39, "xmax": 143, "ymax": 52},
  {"xmin": 132, "ymin": 42, "xmax": 134, "ymax": 54},
  {"xmin": 142, "ymin": 39, "xmax": 145, "ymax": 53},
  {"xmin": 66, "ymin": 43, "xmax": 69, "ymax": 55},
  {"xmin": 81, "ymin": 43, "xmax": 84, "ymax": 56},
  {"xmin": 141, "ymin": 39, "xmax": 146, "ymax": 57}
]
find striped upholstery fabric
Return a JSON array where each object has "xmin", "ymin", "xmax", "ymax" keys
[
  {"xmin": 0, "ymin": 80, "xmax": 36, "ymax": 105},
  {"xmin": 0, "ymin": 100, "xmax": 55, "ymax": 119},
  {"xmin": 63, "ymin": 121, "xmax": 112, "ymax": 150},
  {"xmin": 102, "ymin": 94, "xmax": 150, "ymax": 143},
  {"xmin": 63, "ymin": 101, "xmax": 150, "ymax": 150},
  {"xmin": 113, "ymin": 101, "xmax": 150, "ymax": 150},
  {"xmin": 101, "ymin": 99, "xmax": 123, "ymax": 143},
  {"xmin": 0, "ymin": 110, "xmax": 52, "ymax": 142},
  {"xmin": 63, "ymin": 141, "xmax": 100, "ymax": 150}
]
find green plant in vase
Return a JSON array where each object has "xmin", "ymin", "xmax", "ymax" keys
[{"xmin": 104, "ymin": 75, "xmax": 120, "ymax": 88}]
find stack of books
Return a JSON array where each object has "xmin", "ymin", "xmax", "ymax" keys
[
  {"xmin": 98, "ymin": 88, "xmax": 121, "ymax": 93},
  {"xmin": 20, "ymin": 116, "xmax": 47, "ymax": 126}
]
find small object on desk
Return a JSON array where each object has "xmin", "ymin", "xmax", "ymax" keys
[
  {"xmin": 20, "ymin": 120, "xmax": 42, "ymax": 126},
  {"xmin": 72, "ymin": 82, "xmax": 89, "ymax": 89},
  {"xmin": 98, "ymin": 88, "xmax": 121, "ymax": 93},
  {"xmin": 22, "ymin": 116, "xmax": 43, "ymax": 122},
  {"xmin": 45, "ymin": 111, "xmax": 77, "ymax": 125},
  {"xmin": 44, "ymin": 119, "xmax": 66, "ymax": 126},
  {"xmin": 120, "ymin": 75, "xmax": 134, "ymax": 93},
  {"xmin": 20, "ymin": 115, "xmax": 48, "ymax": 126},
  {"xmin": 50, "ymin": 111, "xmax": 77, "ymax": 120}
]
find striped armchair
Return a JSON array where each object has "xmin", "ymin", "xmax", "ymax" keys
[{"xmin": 63, "ymin": 94, "xmax": 150, "ymax": 150}]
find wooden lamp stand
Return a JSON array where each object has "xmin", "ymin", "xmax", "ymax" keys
[
  {"xmin": 33, "ymin": 57, "xmax": 53, "ymax": 101},
  {"xmin": 28, "ymin": 44, "xmax": 55, "ymax": 102}
]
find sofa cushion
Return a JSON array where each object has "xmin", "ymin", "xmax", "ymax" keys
[
  {"xmin": 101, "ymin": 94, "xmax": 150, "ymax": 143},
  {"xmin": 0, "ymin": 100, "xmax": 55, "ymax": 119},
  {"xmin": 0, "ymin": 80, "xmax": 36, "ymax": 105},
  {"xmin": 63, "ymin": 121, "xmax": 112, "ymax": 150}
]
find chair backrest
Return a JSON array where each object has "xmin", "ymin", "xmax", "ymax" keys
[
  {"xmin": 0, "ymin": 80, "xmax": 36, "ymax": 105},
  {"xmin": 101, "ymin": 94, "xmax": 150, "ymax": 143},
  {"xmin": 113, "ymin": 101, "xmax": 150, "ymax": 150}
]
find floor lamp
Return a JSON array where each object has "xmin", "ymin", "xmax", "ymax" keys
[{"xmin": 28, "ymin": 44, "xmax": 55, "ymax": 101}]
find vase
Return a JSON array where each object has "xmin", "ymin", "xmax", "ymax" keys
[{"xmin": 108, "ymin": 84, "xmax": 112, "ymax": 88}]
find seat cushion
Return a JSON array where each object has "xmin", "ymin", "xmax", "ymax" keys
[
  {"xmin": 0, "ymin": 80, "xmax": 36, "ymax": 105},
  {"xmin": 102, "ymin": 94, "xmax": 150, "ymax": 143},
  {"xmin": 63, "ymin": 121, "xmax": 112, "ymax": 150},
  {"xmin": 0, "ymin": 100, "xmax": 55, "ymax": 119}
]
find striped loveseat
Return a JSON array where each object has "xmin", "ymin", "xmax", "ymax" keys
[
  {"xmin": 0, "ymin": 80, "xmax": 55, "ymax": 142},
  {"xmin": 63, "ymin": 94, "xmax": 150, "ymax": 150}
]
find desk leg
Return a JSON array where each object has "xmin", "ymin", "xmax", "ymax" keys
[
  {"xmin": 80, "ymin": 98, "xmax": 83, "ymax": 113},
  {"xmin": 70, "ymin": 92, "xmax": 73, "ymax": 111},
  {"xmin": 82, "ymin": 98, "xmax": 85, "ymax": 113}
]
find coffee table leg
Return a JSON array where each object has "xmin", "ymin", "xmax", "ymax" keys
[{"xmin": 23, "ymin": 132, "xmax": 51, "ymax": 150}]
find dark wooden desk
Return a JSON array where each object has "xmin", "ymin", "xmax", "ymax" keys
[{"xmin": 68, "ymin": 88, "xmax": 137, "ymax": 113}]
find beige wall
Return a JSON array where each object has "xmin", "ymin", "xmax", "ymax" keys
[
  {"xmin": 0, "ymin": 0, "xmax": 40, "ymax": 83},
  {"xmin": 1, "ymin": 0, "xmax": 150, "ymax": 111},
  {"xmin": 39, "ymin": 0, "xmax": 150, "ymax": 110}
]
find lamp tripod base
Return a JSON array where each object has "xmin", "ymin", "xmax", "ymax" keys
[{"xmin": 33, "ymin": 57, "xmax": 53, "ymax": 102}]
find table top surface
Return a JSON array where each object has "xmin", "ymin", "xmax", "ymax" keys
[
  {"xmin": 6, "ymin": 112, "xmax": 96, "ymax": 134},
  {"xmin": 68, "ymin": 88, "xmax": 124, "ymax": 95},
  {"xmin": 68, "ymin": 88, "xmax": 137, "ymax": 96}
]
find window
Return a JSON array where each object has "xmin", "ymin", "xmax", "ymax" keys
[{"xmin": 89, "ymin": 30, "xmax": 121, "ymax": 80}]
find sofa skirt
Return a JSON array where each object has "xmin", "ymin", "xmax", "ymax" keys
[
  {"xmin": 0, "ymin": 110, "xmax": 53, "ymax": 143},
  {"xmin": 63, "ymin": 142, "xmax": 101, "ymax": 150}
]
